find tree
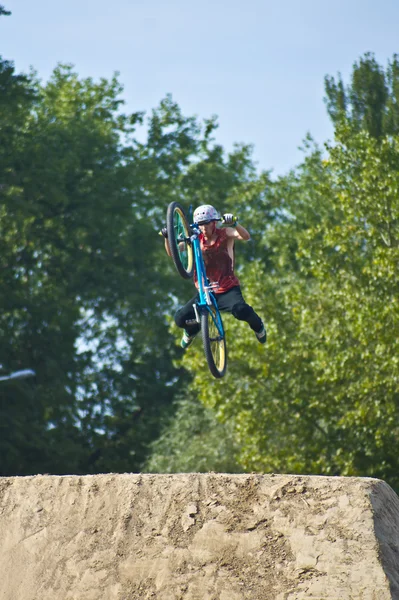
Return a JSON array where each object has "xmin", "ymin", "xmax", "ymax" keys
[
  {"xmin": 0, "ymin": 56, "xmax": 54, "ymax": 474},
  {"xmin": 144, "ymin": 391, "xmax": 242, "ymax": 473},
  {"xmin": 1, "ymin": 61, "xmax": 276, "ymax": 475},
  {"xmin": 176, "ymin": 119, "xmax": 399, "ymax": 493},
  {"xmin": 0, "ymin": 64, "xmax": 187, "ymax": 474},
  {"xmin": 324, "ymin": 52, "xmax": 399, "ymax": 138},
  {"xmin": 0, "ymin": 5, "xmax": 11, "ymax": 17}
]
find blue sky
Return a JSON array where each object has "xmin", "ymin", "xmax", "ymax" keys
[{"xmin": 2, "ymin": 0, "xmax": 399, "ymax": 176}]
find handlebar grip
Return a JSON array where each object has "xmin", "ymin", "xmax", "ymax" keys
[{"xmin": 221, "ymin": 215, "xmax": 239, "ymax": 225}]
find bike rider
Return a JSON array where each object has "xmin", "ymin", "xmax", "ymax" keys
[{"xmin": 162, "ymin": 204, "xmax": 266, "ymax": 348}]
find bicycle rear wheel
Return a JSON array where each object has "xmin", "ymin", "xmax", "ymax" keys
[
  {"xmin": 166, "ymin": 202, "xmax": 194, "ymax": 279},
  {"xmin": 201, "ymin": 304, "xmax": 227, "ymax": 379}
]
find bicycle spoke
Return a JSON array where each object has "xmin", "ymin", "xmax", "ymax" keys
[{"xmin": 166, "ymin": 202, "xmax": 194, "ymax": 279}]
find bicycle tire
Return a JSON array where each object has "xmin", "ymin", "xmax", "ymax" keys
[
  {"xmin": 166, "ymin": 202, "xmax": 194, "ymax": 279},
  {"xmin": 201, "ymin": 304, "xmax": 227, "ymax": 379}
]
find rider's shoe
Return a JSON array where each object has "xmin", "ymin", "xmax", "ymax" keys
[
  {"xmin": 181, "ymin": 330, "xmax": 198, "ymax": 349},
  {"xmin": 255, "ymin": 324, "xmax": 267, "ymax": 344}
]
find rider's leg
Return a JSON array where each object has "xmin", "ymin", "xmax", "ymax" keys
[
  {"xmin": 216, "ymin": 286, "xmax": 266, "ymax": 342},
  {"xmin": 174, "ymin": 294, "xmax": 201, "ymax": 337}
]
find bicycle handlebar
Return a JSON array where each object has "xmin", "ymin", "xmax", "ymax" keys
[
  {"xmin": 158, "ymin": 216, "xmax": 238, "ymax": 237},
  {"xmin": 192, "ymin": 216, "xmax": 238, "ymax": 226}
]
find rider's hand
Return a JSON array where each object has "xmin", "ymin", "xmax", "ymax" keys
[
  {"xmin": 222, "ymin": 213, "xmax": 237, "ymax": 226},
  {"xmin": 160, "ymin": 227, "xmax": 168, "ymax": 238}
]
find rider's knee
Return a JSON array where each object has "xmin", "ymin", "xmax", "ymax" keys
[{"xmin": 232, "ymin": 302, "xmax": 254, "ymax": 321}]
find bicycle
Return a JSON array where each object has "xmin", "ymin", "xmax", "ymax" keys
[{"xmin": 166, "ymin": 201, "xmax": 227, "ymax": 379}]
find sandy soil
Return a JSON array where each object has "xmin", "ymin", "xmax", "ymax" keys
[{"xmin": 0, "ymin": 473, "xmax": 399, "ymax": 599}]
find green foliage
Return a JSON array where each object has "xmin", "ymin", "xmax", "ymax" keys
[
  {"xmin": 0, "ymin": 62, "xmax": 185, "ymax": 474},
  {"xmin": 3, "ymin": 47, "xmax": 399, "ymax": 491},
  {"xmin": 325, "ymin": 52, "xmax": 399, "ymax": 137},
  {"xmin": 177, "ymin": 107, "xmax": 399, "ymax": 492},
  {"xmin": 0, "ymin": 57, "xmax": 269, "ymax": 475},
  {"xmin": 144, "ymin": 391, "xmax": 242, "ymax": 473},
  {"xmin": 0, "ymin": 5, "xmax": 10, "ymax": 17}
]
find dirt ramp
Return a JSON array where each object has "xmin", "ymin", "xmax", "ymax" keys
[{"xmin": 0, "ymin": 474, "xmax": 399, "ymax": 599}]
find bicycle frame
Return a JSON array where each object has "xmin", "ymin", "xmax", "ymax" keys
[
  {"xmin": 189, "ymin": 224, "xmax": 225, "ymax": 338},
  {"xmin": 166, "ymin": 200, "xmax": 227, "ymax": 377}
]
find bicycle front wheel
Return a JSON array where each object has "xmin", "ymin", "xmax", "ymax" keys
[
  {"xmin": 166, "ymin": 202, "xmax": 194, "ymax": 279},
  {"xmin": 201, "ymin": 304, "xmax": 227, "ymax": 379}
]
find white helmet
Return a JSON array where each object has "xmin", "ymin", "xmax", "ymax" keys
[{"xmin": 193, "ymin": 204, "xmax": 220, "ymax": 224}]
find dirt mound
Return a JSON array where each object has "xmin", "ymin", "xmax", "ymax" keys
[{"xmin": 0, "ymin": 474, "xmax": 399, "ymax": 599}]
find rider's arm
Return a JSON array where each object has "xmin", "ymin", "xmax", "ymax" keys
[
  {"xmin": 225, "ymin": 223, "xmax": 251, "ymax": 241},
  {"xmin": 164, "ymin": 238, "xmax": 172, "ymax": 256},
  {"xmin": 164, "ymin": 237, "xmax": 185, "ymax": 256}
]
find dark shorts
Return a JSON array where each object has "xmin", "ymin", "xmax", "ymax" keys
[{"xmin": 174, "ymin": 285, "xmax": 263, "ymax": 335}]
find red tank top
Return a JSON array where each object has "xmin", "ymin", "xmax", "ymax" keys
[{"xmin": 194, "ymin": 228, "xmax": 240, "ymax": 294}]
